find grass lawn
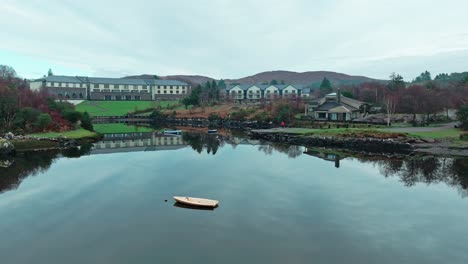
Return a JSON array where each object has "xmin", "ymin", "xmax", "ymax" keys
[
  {"xmin": 260, "ymin": 127, "xmax": 406, "ymax": 138},
  {"xmin": 93, "ymin": 123, "xmax": 154, "ymax": 134},
  {"xmin": 76, "ymin": 100, "xmax": 178, "ymax": 116},
  {"xmin": 28, "ymin": 128, "xmax": 100, "ymax": 139},
  {"xmin": 408, "ymin": 129, "xmax": 463, "ymax": 139}
]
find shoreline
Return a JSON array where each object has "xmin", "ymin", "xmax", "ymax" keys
[{"xmin": 250, "ymin": 128, "xmax": 468, "ymax": 157}]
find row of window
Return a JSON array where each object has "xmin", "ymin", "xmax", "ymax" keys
[
  {"xmin": 155, "ymin": 90, "xmax": 186, "ymax": 94},
  {"xmin": 48, "ymin": 82, "xmax": 188, "ymax": 90},
  {"xmin": 231, "ymin": 90, "xmax": 296, "ymax": 94},
  {"xmin": 232, "ymin": 94, "xmax": 298, "ymax": 98},
  {"xmin": 57, "ymin": 92, "xmax": 84, "ymax": 99},
  {"xmin": 92, "ymin": 89, "xmax": 150, "ymax": 93},
  {"xmin": 104, "ymin": 95, "xmax": 141, "ymax": 101}
]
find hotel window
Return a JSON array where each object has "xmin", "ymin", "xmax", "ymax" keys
[
  {"xmin": 170, "ymin": 91, "xmax": 173, "ymax": 94},
  {"xmin": 65, "ymin": 83, "xmax": 69, "ymax": 87},
  {"xmin": 124, "ymin": 85, "xmax": 128, "ymax": 89},
  {"xmin": 79, "ymin": 92, "xmax": 83, "ymax": 98},
  {"xmin": 142, "ymin": 85, "xmax": 147, "ymax": 89},
  {"xmin": 115, "ymin": 95, "xmax": 122, "ymax": 101},
  {"xmin": 104, "ymin": 84, "xmax": 109, "ymax": 88},
  {"xmin": 125, "ymin": 95, "xmax": 132, "ymax": 101},
  {"xmin": 94, "ymin": 84, "xmax": 99, "ymax": 88},
  {"xmin": 105, "ymin": 95, "xmax": 112, "ymax": 100},
  {"xmin": 72, "ymin": 93, "xmax": 77, "ymax": 99},
  {"xmin": 135, "ymin": 96, "xmax": 141, "ymax": 100},
  {"xmin": 58, "ymin": 82, "xmax": 62, "ymax": 87},
  {"xmin": 113, "ymin": 84, "xmax": 118, "ymax": 89},
  {"xmin": 164, "ymin": 91, "xmax": 167, "ymax": 94}
]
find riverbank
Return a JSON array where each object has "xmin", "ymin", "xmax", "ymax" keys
[
  {"xmin": 8, "ymin": 129, "xmax": 102, "ymax": 152},
  {"xmin": 250, "ymin": 127, "xmax": 468, "ymax": 157}
]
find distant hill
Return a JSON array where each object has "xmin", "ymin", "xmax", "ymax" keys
[
  {"xmin": 124, "ymin": 74, "xmax": 215, "ymax": 87},
  {"xmin": 225, "ymin": 70, "xmax": 382, "ymax": 87},
  {"xmin": 126, "ymin": 70, "xmax": 383, "ymax": 87}
]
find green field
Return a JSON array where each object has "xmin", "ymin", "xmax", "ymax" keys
[
  {"xmin": 28, "ymin": 128, "xmax": 100, "ymax": 139},
  {"xmin": 93, "ymin": 123, "xmax": 154, "ymax": 134},
  {"xmin": 407, "ymin": 129, "xmax": 463, "ymax": 139},
  {"xmin": 76, "ymin": 100, "xmax": 178, "ymax": 116}
]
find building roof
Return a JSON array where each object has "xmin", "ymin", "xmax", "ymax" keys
[
  {"xmin": 313, "ymin": 93, "xmax": 367, "ymax": 112},
  {"xmin": 226, "ymin": 84, "xmax": 304, "ymax": 91},
  {"xmin": 34, "ymin": 75, "xmax": 188, "ymax": 86}
]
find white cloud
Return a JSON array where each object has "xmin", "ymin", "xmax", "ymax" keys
[{"xmin": 1, "ymin": 0, "xmax": 467, "ymax": 79}]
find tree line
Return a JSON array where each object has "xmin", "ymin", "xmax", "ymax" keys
[{"xmin": 0, "ymin": 65, "xmax": 93, "ymax": 134}]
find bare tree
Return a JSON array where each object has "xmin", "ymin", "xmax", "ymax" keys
[
  {"xmin": 384, "ymin": 92, "xmax": 398, "ymax": 127},
  {"xmin": 0, "ymin": 65, "xmax": 17, "ymax": 80}
]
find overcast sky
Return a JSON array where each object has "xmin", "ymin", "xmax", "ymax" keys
[{"xmin": 1, "ymin": 0, "xmax": 467, "ymax": 80}]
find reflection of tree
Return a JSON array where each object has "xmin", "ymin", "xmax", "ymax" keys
[
  {"xmin": 182, "ymin": 133, "xmax": 222, "ymax": 155},
  {"xmin": 0, "ymin": 146, "xmax": 94, "ymax": 194},
  {"xmin": 0, "ymin": 151, "xmax": 59, "ymax": 193},
  {"xmin": 354, "ymin": 156, "xmax": 468, "ymax": 197},
  {"xmin": 257, "ymin": 143, "xmax": 303, "ymax": 158}
]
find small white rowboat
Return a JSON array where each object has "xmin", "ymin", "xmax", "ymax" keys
[{"xmin": 173, "ymin": 196, "xmax": 219, "ymax": 208}]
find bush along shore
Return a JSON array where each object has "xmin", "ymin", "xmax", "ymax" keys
[{"xmin": 2, "ymin": 131, "xmax": 102, "ymax": 153}]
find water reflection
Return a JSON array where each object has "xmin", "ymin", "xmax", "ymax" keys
[
  {"xmin": 1, "ymin": 132, "xmax": 467, "ymax": 198},
  {"xmin": 91, "ymin": 132, "xmax": 187, "ymax": 154}
]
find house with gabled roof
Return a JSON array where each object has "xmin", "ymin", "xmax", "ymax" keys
[
  {"xmin": 307, "ymin": 89, "xmax": 370, "ymax": 121},
  {"xmin": 225, "ymin": 84, "xmax": 307, "ymax": 101}
]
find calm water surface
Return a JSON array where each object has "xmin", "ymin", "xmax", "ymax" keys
[{"xmin": 0, "ymin": 132, "xmax": 467, "ymax": 264}]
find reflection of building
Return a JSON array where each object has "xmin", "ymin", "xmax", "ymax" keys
[
  {"xmin": 30, "ymin": 75, "xmax": 191, "ymax": 101},
  {"xmin": 303, "ymin": 148, "xmax": 344, "ymax": 168},
  {"xmin": 91, "ymin": 132, "xmax": 188, "ymax": 154}
]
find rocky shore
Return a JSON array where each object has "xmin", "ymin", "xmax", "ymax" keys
[
  {"xmin": 250, "ymin": 129, "xmax": 468, "ymax": 157},
  {"xmin": 1, "ymin": 132, "xmax": 91, "ymax": 154}
]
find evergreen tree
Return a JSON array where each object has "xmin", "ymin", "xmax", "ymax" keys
[
  {"xmin": 413, "ymin": 71, "xmax": 431, "ymax": 83},
  {"xmin": 319, "ymin": 77, "xmax": 333, "ymax": 95},
  {"xmin": 218, "ymin": 79, "xmax": 226, "ymax": 89},
  {"xmin": 47, "ymin": 68, "xmax": 53, "ymax": 76},
  {"xmin": 387, "ymin": 73, "xmax": 405, "ymax": 91},
  {"xmin": 270, "ymin": 80, "xmax": 278, "ymax": 85}
]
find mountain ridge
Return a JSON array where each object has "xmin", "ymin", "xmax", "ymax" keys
[{"xmin": 125, "ymin": 70, "xmax": 384, "ymax": 87}]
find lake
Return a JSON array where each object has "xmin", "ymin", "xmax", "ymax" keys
[{"xmin": 0, "ymin": 131, "xmax": 467, "ymax": 264}]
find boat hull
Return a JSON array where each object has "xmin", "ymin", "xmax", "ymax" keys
[{"xmin": 173, "ymin": 196, "xmax": 219, "ymax": 208}]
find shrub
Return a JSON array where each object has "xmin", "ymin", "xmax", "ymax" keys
[
  {"xmin": 230, "ymin": 109, "xmax": 249, "ymax": 121},
  {"xmin": 208, "ymin": 113, "xmax": 221, "ymax": 121},
  {"xmin": 80, "ymin": 112, "xmax": 94, "ymax": 131},
  {"xmin": 456, "ymin": 105, "xmax": 468, "ymax": 130},
  {"xmin": 35, "ymin": 113, "xmax": 52, "ymax": 131}
]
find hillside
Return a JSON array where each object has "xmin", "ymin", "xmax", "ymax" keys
[
  {"xmin": 225, "ymin": 70, "xmax": 381, "ymax": 87},
  {"xmin": 126, "ymin": 70, "xmax": 383, "ymax": 87}
]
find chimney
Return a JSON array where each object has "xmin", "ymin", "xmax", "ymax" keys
[{"xmin": 337, "ymin": 88, "xmax": 341, "ymax": 103}]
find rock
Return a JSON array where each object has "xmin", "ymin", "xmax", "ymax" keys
[
  {"xmin": 0, "ymin": 159, "xmax": 14, "ymax": 168},
  {"xmin": 422, "ymin": 138, "xmax": 435, "ymax": 143},
  {"xmin": 0, "ymin": 138, "xmax": 15, "ymax": 157},
  {"xmin": 5, "ymin": 132, "xmax": 14, "ymax": 140}
]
